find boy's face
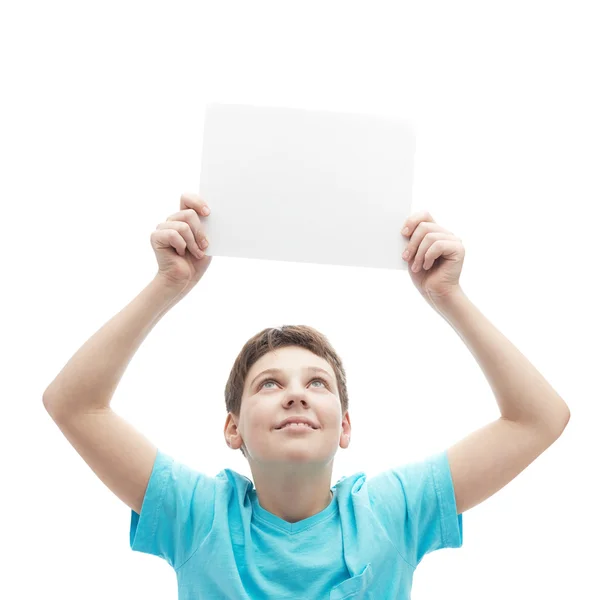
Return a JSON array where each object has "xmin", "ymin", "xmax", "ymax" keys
[{"xmin": 225, "ymin": 346, "xmax": 351, "ymax": 463}]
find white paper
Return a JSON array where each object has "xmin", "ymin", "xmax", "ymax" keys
[{"xmin": 199, "ymin": 103, "xmax": 416, "ymax": 270}]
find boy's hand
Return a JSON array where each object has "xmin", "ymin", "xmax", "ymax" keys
[
  {"xmin": 151, "ymin": 193, "xmax": 212, "ymax": 290},
  {"xmin": 401, "ymin": 210, "xmax": 465, "ymax": 305}
]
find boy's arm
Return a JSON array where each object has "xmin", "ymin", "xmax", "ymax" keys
[
  {"xmin": 48, "ymin": 406, "xmax": 158, "ymax": 515},
  {"xmin": 43, "ymin": 275, "xmax": 185, "ymax": 514},
  {"xmin": 432, "ymin": 290, "xmax": 570, "ymax": 515},
  {"xmin": 447, "ymin": 417, "xmax": 566, "ymax": 515},
  {"xmin": 43, "ymin": 275, "xmax": 184, "ymax": 413}
]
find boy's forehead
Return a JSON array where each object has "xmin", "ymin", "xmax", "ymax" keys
[
  {"xmin": 246, "ymin": 348, "xmax": 334, "ymax": 384},
  {"xmin": 251, "ymin": 347, "xmax": 330, "ymax": 371}
]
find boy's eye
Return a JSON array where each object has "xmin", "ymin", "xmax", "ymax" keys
[{"xmin": 260, "ymin": 378, "xmax": 327, "ymax": 390}]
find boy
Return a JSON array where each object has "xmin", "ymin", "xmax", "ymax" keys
[{"xmin": 43, "ymin": 193, "xmax": 570, "ymax": 599}]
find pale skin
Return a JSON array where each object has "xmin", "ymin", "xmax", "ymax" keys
[{"xmin": 224, "ymin": 346, "xmax": 350, "ymax": 523}]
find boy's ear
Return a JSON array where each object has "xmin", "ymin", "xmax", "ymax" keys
[
  {"xmin": 224, "ymin": 413, "xmax": 240, "ymax": 449},
  {"xmin": 340, "ymin": 411, "xmax": 351, "ymax": 448}
]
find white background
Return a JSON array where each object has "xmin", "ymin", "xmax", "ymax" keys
[{"xmin": 2, "ymin": 1, "xmax": 598, "ymax": 598}]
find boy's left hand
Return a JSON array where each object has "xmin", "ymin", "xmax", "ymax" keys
[{"xmin": 402, "ymin": 210, "xmax": 465, "ymax": 305}]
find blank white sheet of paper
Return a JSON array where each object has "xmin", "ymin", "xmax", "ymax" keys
[{"xmin": 199, "ymin": 103, "xmax": 416, "ymax": 271}]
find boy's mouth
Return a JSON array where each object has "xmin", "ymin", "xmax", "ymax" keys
[{"xmin": 275, "ymin": 422, "xmax": 317, "ymax": 431}]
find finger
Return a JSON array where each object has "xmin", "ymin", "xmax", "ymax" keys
[
  {"xmin": 166, "ymin": 208, "xmax": 208, "ymax": 254},
  {"xmin": 180, "ymin": 192, "xmax": 211, "ymax": 217},
  {"xmin": 156, "ymin": 220, "xmax": 204, "ymax": 259},
  {"xmin": 151, "ymin": 229, "xmax": 187, "ymax": 257},
  {"xmin": 422, "ymin": 239, "xmax": 463, "ymax": 270},
  {"xmin": 402, "ymin": 210, "xmax": 435, "ymax": 237},
  {"xmin": 403, "ymin": 221, "xmax": 449, "ymax": 262},
  {"xmin": 411, "ymin": 232, "xmax": 454, "ymax": 271}
]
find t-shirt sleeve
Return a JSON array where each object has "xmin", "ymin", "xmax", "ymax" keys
[
  {"xmin": 366, "ymin": 449, "xmax": 463, "ymax": 567},
  {"xmin": 129, "ymin": 448, "xmax": 216, "ymax": 570}
]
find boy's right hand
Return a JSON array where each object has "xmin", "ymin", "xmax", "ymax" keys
[{"xmin": 151, "ymin": 193, "xmax": 213, "ymax": 290}]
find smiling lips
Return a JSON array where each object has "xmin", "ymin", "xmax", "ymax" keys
[{"xmin": 276, "ymin": 422, "xmax": 316, "ymax": 432}]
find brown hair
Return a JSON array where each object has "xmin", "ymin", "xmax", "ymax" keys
[{"xmin": 224, "ymin": 325, "xmax": 349, "ymax": 458}]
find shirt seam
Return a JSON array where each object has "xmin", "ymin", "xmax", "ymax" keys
[
  {"xmin": 381, "ymin": 525, "xmax": 417, "ymax": 570},
  {"xmin": 148, "ymin": 456, "xmax": 169, "ymax": 558},
  {"xmin": 428, "ymin": 454, "xmax": 448, "ymax": 548}
]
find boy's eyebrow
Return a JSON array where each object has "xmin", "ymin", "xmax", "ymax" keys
[{"xmin": 250, "ymin": 367, "xmax": 334, "ymax": 388}]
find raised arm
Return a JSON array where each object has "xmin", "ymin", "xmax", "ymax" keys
[{"xmin": 43, "ymin": 193, "xmax": 213, "ymax": 513}]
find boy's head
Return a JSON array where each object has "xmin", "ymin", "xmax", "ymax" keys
[{"xmin": 224, "ymin": 325, "xmax": 351, "ymax": 462}]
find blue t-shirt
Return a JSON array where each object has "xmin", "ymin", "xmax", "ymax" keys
[{"xmin": 130, "ymin": 448, "xmax": 463, "ymax": 599}]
